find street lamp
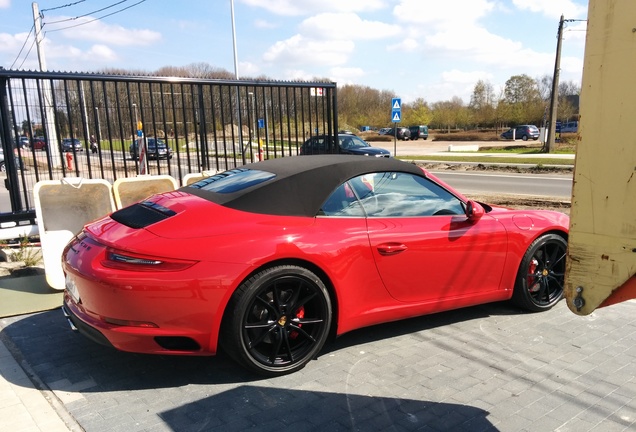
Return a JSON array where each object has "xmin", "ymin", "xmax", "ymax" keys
[
  {"xmin": 132, "ymin": 103, "xmax": 138, "ymax": 133},
  {"xmin": 248, "ymin": 92, "xmax": 255, "ymax": 132},
  {"xmin": 94, "ymin": 107, "xmax": 101, "ymax": 140},
  {"xmin": 248, "ymin": 92, "xmax": 257, "ymax": 161}
]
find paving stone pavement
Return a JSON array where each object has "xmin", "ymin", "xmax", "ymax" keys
[{"xmin": 1, "ymin": 299, "xmax": 635, "ymax": 432}]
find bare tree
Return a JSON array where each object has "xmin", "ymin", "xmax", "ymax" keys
[{"xmin": 469, "ymin": 80, "xmax": 496, "ymax": 127}]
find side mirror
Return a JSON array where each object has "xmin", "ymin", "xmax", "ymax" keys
[{"xmin": 465, "ymin": 200, "xmax": 485, "ymax": 222}]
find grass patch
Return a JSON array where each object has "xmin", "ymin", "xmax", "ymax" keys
[
  {"xmin": 479, "ymin": 143, "xmax": 575, "ymax": 154},
  {"xmin": 397, "ymin": 154, "xmax": 574, "ymax": 166}
]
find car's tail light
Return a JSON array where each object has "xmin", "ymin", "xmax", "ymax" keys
[{"xmin": 102, "ymin": 248, "xmax": 196, "ymax": 272}]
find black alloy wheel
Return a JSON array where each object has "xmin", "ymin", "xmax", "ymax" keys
[
  {"xmin": 222, "ymin": 265, "xmax": 332, "ymax": 376},
  {"xmin": 512, "ymin": 234, "xmax": 567, "ymax": 312}
]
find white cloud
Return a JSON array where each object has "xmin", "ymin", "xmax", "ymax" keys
[
  {"xmin": 329, "ymin": 66, "xmax": 365, "ymax": 84},
  {"xmin": 51, "ymin": 16, "xmax": 161, "ymax": 46},
  {"xmin": 240, "ymin": 0, "xmax": 387, "ymax": 16},
  {"xmin": 441, "ymin": 69, "xmax": 494, "ymax": 84},
  {"xmin": 394, "ymin": 0, "xmax": 495, "ymax": 28},
  {"xmin": 239, "ymin": 61, "xmax": 260, "ymax": 76},
  {"xmin": 0, "ymin": 32, "xmax": 30, "ymax": 55},
  {"xmin": 387, "ymin": 38, "xmax": 419, "ymax": 52},
  {"xmin": 512, "ymin": 0, "xmax": 588, "ymax": 19},
  {"xmin": 562, "ymin": 20, "xmax": 588, "ymax": 45},
  {"xmin": 47, "ymin": 43, "xmax": 83, "ymax": 61},
  {"xmin": 424, "ymin": 26, "xmax": 522, "ymax": 63},
  {"xmin": 560, "ymin": 55, "xmax": 584, "ymax": 75},
  {"xmin": 254, "ymin": 19, "xmax": 278, "ymax": 29},
  {"xmin": 0, "ymin": 0, "xmax": 10, "ymax": 9},
  {"xmin": 300, "ymin": 13, "xmax": 400, "ymax": 40},
  {"xmin": 86, "ymin": 45, "xmax": 118, "ymax": 62},
  {"xmin": 263, "ymin": 34, "xmax": 354, "ymax": 66},
  {"xmin": 282, "ymin": 69, "xmax": 312, "ymax": 80}
]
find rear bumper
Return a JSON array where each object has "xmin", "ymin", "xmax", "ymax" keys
[
  {"xmin": 61, "ymin": 302, "xmax": 114, "ymax": 348},
  {"xmin": 62, "ymin": 292, "xmax": 209, "ymax": 355}
]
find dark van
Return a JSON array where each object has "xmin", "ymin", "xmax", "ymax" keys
[{"xmin": 409, "ymin": 125, "xmax": 429, "ymax": 140}]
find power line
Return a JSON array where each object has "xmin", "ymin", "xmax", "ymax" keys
[
  {"xmin": 9, "ymin": 24, "xmax": 35, "ymax": 69},
  {"xmin": 40, "ymin": 0, "xmax": 86, "ymax": 14},
  {"xmin": 17, "ymin": 37, "xmax": 39, "ymax": 70},
  {"xmin": 44, "ymin": 0, "xmax": 130, "ymax": 25},
  {"xmin": 44, "ymin": 0, "xmax": 147, "ymax": 32}
]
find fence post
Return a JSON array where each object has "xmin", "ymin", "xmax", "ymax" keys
[{"xmin": 0, "ymin": 74, "xmax": 23, "ymax": 212}]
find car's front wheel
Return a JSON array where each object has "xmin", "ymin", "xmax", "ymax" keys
[
  {"xmin": 512, "ymin": 234, "xmax": 567, "ymax": 312},
  {"xmin": 222, "ymin": 265, "xmax": 332, "ymax": 376},
  {"xmin": 522, "ymin": 134, "xmax": 528, "ymax": 141}
]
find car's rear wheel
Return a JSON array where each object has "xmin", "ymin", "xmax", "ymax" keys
[
  {"xmin": 512, "ymin": 234, "xmax": 567, "ymax": 312},
  {"xmin": 522, "ymin": 134, "xmax": 528, "ymax": 141},
  {"xmin": 222, "ymin": 265, "xmax": 332, "ymax": 376}
]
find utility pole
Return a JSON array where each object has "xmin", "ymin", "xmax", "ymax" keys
[
  {"xmin": 32, "ymin": 2, "xmax": 60, "ymax": 165},
  {"xmin": 32, "ymin": 2, "xmax": 47, "ymax": 71},
  {"xmin": 546, "ymin": 14, "xmax": 565, "ymax": 153}
]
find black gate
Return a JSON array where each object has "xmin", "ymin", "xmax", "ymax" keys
[{"xmin": 0, "ymin": 69, "xmax": 338, "ymax": 219}]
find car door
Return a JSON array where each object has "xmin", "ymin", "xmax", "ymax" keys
[{"xmin": 351, "ymin": 171, "xmax": 509, "ymax": 303}]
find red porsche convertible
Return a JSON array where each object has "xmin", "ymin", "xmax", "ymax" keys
[{"xmin": 62, "ymin": 155, "xmax": 569, "ymax": 376}]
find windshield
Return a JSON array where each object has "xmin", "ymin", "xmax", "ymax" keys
[
  {"xmin": 339, "ymin": 135, "xmax": 370, "ymax": 150},
  {"xmin": 147, "ymin": 139, "xmax": 166, "ymax": 148}
]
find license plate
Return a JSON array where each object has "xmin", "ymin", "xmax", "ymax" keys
[{"xmin": 65, "ymin": 274, "xmax": 80, "ymax": 303}]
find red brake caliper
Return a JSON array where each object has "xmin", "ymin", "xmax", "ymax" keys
[
  {"xmin": 528, "ymin": 258, "xmax": 540, "ymax": 292},
  {"xmin": 289, "ymin": 306, "xmax": 304, "ymax": 339}
]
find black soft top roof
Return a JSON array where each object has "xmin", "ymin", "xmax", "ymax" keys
[{"xmin": 183, "ymin": 155, "xmax": 425, "ymax": 217}]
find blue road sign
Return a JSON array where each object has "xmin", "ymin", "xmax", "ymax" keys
[
  {"xmin": 391, "ymin": 98, "xmax": 402, "ymax": 123},
  {"xmin": 258, "ymin": 118, "xmax": 264, "ymax": 129}
]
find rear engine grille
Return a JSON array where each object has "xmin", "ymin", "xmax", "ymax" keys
[{"xmin": 111, "ymin": 200, "xmax": 176, "ymax": 229}]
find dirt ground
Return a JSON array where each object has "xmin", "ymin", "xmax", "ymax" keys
[{"xmin": 418, "ymin": 162, "xmax": 572, "ymax": 215}]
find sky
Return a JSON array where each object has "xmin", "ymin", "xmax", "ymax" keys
[{"xmin": 0, "ymin": 0, "xmax": 589, "ymax": 104}]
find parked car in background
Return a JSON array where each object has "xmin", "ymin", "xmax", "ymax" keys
[
  {"xmin": 62, "ymin": 138, "xmax": 83, "ymax": 152},
  {"xmin": 32, "ymin": 137, "xmax": 47, "ymax": 151},
  {"xmin": 129, "ymin": 138, "xmax": 173, "ymax": 160},
  {"xmin": 0, "ymin": 143, "xmax": 24, "ymax": 170},
  {"xmin": 385, "ymin": 127, "xmax": 411, "ymax": 140},
  {"xmin": 409, "ymin": 125, "xmax": 429, "ymax": 140},
  {"xmin": 500, "ymin": 125, "xmax": 540, "ymax": 141},
  {"xmin": 378, "ymin": 127, "xmax": 391, "ymax": 135},
  {"xmin": 19, "ymin": 136, "xmax": 30, "ymax": 148},
  {"xmin": 300, "ymin": 134, "xmax": 390, "ymax": 157},
  {"xmin": 560, "ymin": 121, "xmax": 578, "ymax": 133}
]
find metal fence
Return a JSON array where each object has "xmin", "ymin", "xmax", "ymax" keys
[{"xmin": 0, "ymin": 69, "xmax": 338, "ymax": 218}]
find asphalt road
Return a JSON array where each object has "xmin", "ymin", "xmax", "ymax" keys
[{"xmin": 433, "ymin": 171, "xmax": 573, "ymax": 199}]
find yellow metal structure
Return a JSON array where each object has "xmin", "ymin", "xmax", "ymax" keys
[{"xmin": 565, "ymin": 0, "xmax": 636, "ymax": 314}]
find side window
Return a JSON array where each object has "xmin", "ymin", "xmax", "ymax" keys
[
  {"xmin": 319, "ymin": 183, "xmax": 365, "ymax": 217},
  {"xmin": 350, "ymin": 172, "xmax": 465, "ymax": 217}
]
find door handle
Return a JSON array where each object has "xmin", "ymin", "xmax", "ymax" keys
[{"xmin": 377, "ymin": 243, "xmax": 407, "ymax": 256}]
